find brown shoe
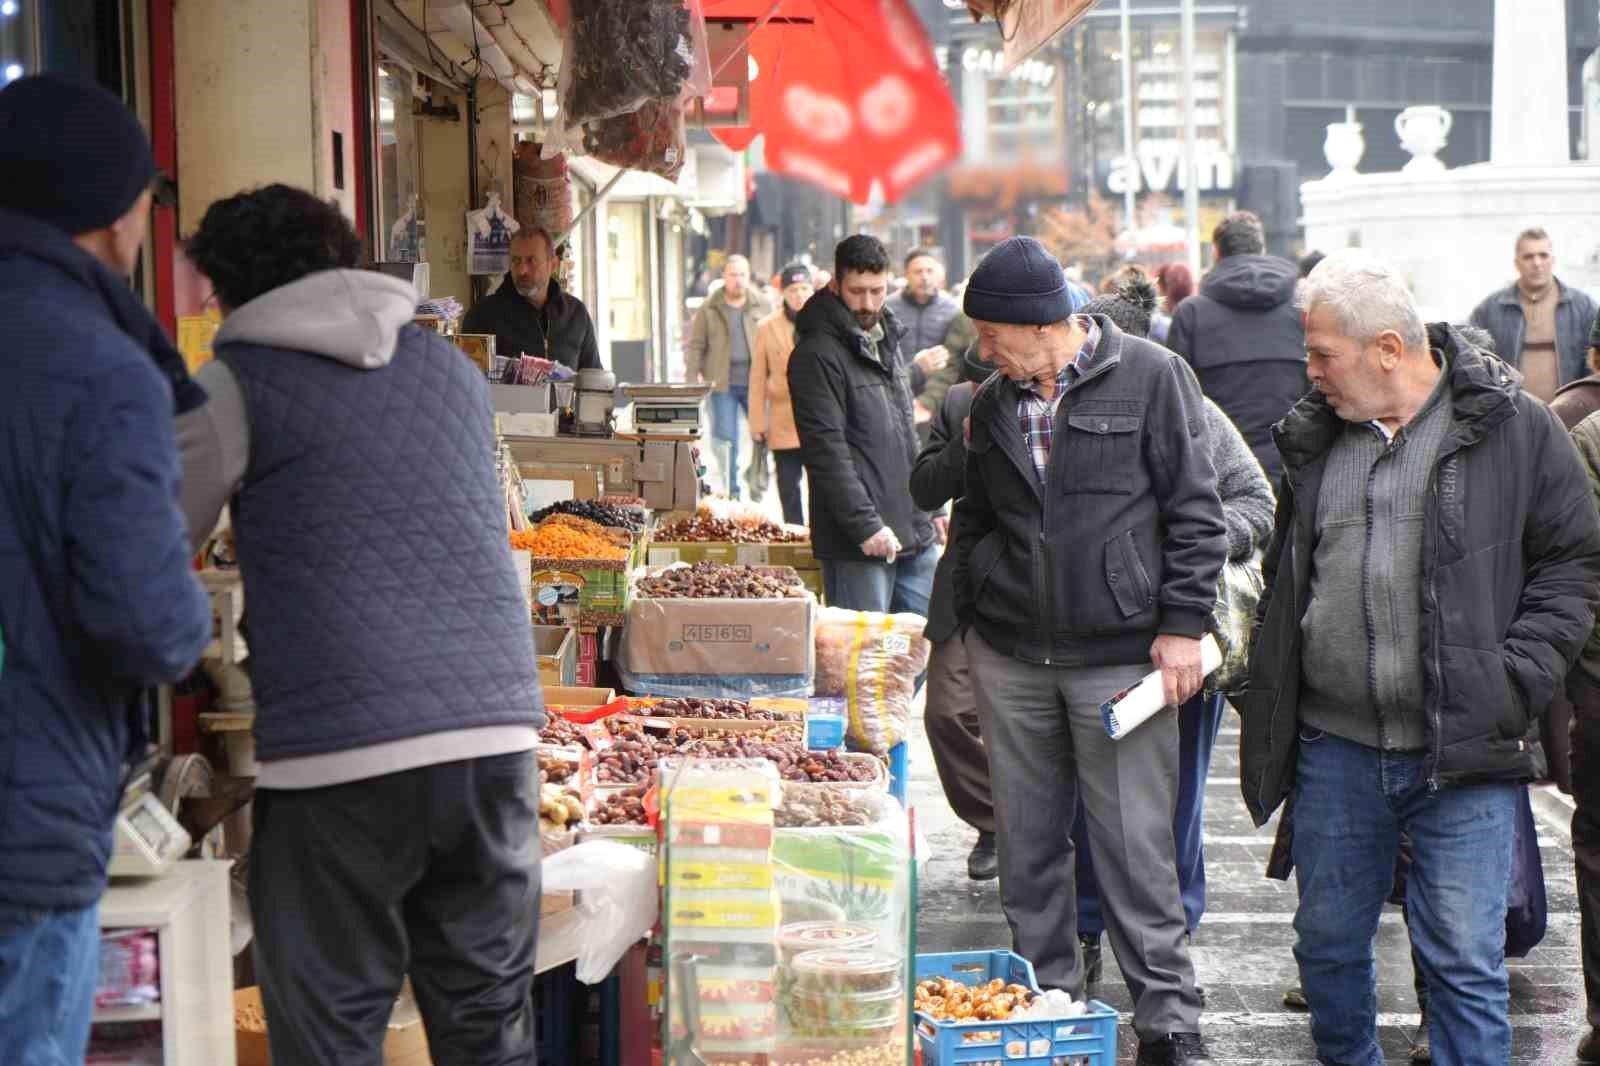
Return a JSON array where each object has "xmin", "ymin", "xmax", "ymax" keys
[
  {"xmin": 1578, "ymin": 1027, "xmax": 1600, "ymax": 1063},
  {"xmin": 1282, "ymin": 983, "xmax": 1307, "ymax": 1010}
]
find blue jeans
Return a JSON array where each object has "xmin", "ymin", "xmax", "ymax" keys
[
  {"xmin": 0, "ymin": 902, "xmax": 100, "ymax": 1065},
  {"xmin": 821, "ymin": 544, "xmax": 937, "ymax": 615},
  {"xmin": 709, "ymin": 386, "xmax": 749, "ymax": 499},
  {"xmin": 1292, "ymin": 728, "xmax": 1517, "ymax": 1066},
  {"xmin": 1074, "ymin": 691, "xmax": 1225, "ymax": 936}
]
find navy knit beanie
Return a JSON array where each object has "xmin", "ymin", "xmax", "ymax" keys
[
  {"xmin": 963, "ymin": 236, "xmax": 1076, "ymax": 325},
  {"xmin": 0, "ymin": 74, "xmax": 156, "ymax": 235}
]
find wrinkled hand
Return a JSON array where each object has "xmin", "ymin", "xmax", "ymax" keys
[
  {"xmin": 1150, "ymin": 635, "xmax": 1205, "ymax": 707},
  {"xmin": 860, "ymin": 526, "xmax": 902, "ymax": 563},
  {"xmin": 931, "ymin": 515, "xmax": 949, "ymax": 545},
  {"xmin": 913, "ymin": 346, "xmax": 950, "ymax": 375},
  {"xmin": 914, "ymin": 400, "xmax": 933, "ymax": 425}
]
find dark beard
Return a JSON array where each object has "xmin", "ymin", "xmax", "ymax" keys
[
  {"xmin": 852, "ymin": 310, "xmax": 880, "ymax": 331},
  {"xmin": 784, "ymin": 303, "xmax": 799, "ymax": 322}
]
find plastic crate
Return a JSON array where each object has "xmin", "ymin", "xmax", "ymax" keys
[{"xmin": 914, "ymin": 951, "xmax": 1117, "ymax": 1065}]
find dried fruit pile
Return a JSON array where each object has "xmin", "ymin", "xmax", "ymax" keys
[
  {"xmin": 512, "ymin": 519, "xmax": 626, "ymax": 560},
  {"xmin": 590, "ymin": 786, "xmax": 650, "ymax": 826},
  {"xmin": 637, "ymin": 562, "xmax": 804, "ymax": 599},
  {"xmin": 676, "ymin": 738, "xmax": 878, "ymax": 784},
  {"xmin": 655, "ymin": 511, "xmax": 807, "ymax": 544},
  {"xmin": 914, "ymin": 977, "xmax": 1036, "ymax": 1022},
  {"xmin": 528, "ymin": 497, "xmax": 644, "ymax": 532},
  {"xmin": 632, "ymin": 696, "xmax": 791, "ymax": 721}
]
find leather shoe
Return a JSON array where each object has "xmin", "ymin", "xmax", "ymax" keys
[
  {"xmin": 966, "ymin": 832, "xmax": 998, "ymax": 880},
  {"xmin": 1283, "ymin": 983, "xmax": 1308, "ymax": 1010},
  {"xmin": 1136, "ymin": 1032, "xmax": 1211, "ymax": 1065},
  {"xmin": 1578, "ymin": 1027, "xmax": 1600, "ymax": 1063},
  {"xmin": 1079, "ymin": 933, "xmax": 1103, "ymax": 987}
]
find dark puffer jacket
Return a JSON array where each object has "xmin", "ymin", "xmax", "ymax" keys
[
  {"xmin": 953, "ymin": 316, "xmax": 1226, "ymax": 667},
  {"xmin": 788, "ymin": 290, "xmax": 934, "ymax": 562},
  {"xmin": 0, "ymin": 210, "xmax": 211, "ymax": 909},
  {"xmin": 1238, "ymin": 326, "xmax": 1600, "ymax": 826},
  {"xmin": 1166, "ymin": 254, "xmax": 1309, "ymax": 483}
]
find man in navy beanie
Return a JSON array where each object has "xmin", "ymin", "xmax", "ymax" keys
[
  {"xmin": 952, "ymin": 236, "xmax": 1225, "ymax": 1065},
  {"xmin": 0, "ymin": 73, "xmax": 211, "ymax": 1064}
]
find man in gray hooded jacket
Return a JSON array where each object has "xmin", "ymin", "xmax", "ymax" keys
[{"xmin": 177, "ymin": 185, "xmax": 544, "ymax": 1066}]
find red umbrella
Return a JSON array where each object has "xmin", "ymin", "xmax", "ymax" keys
[{"xmin": 701, "ymin": 0, "xmax": 961, "ymax": 204}]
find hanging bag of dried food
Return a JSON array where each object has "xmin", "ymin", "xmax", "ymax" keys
[
  {"xmin": 555, "ymin": 0, "xmax": 711, "ymax": 132},
  {"xmin": 813, "ymin": 608, "xmax": 932, "ymax": 756},
  {"xmin": 582, "ymin": 97, "xmax": 690, "ymax": 181}
]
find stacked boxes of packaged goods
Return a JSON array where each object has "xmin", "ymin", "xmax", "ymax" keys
[
  {"xmin": 649, "ymin": 509, "xmax": 823, "ymax": 603},
  {"xmin": 661, "ymin": 759, "xmax": 782, "ymax": 1063}
]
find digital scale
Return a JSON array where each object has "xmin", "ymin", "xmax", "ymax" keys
[
  {"xmin": 108, "ymin": 761, "xmax": 192, "ymax": 879},
  {"xmin": 623, "ymin": 382, "xmax": 713, "ymax": 437}
]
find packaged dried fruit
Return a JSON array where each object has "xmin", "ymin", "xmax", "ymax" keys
[
  {"xmin": 778, "ymin": 922, "xmax": 879, "ymax": 963},
  {"xmin": 789, "ymin": 950, "xmax": 903, "ymax": 996}
]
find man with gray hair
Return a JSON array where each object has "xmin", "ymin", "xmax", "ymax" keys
[{"xmin": 1241, "ymin": 248, "xmax": 1600, "ymax": 1066}]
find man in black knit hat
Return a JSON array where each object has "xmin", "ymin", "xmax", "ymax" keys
[
  {"xmin": 953, "ymin": 236, "xmax": 1224, "ymax": 1065},
  {"xmin": 0, "ymin": 74, "xmax": 211, "ymax": 1062}
]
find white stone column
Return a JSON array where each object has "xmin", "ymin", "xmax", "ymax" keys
[{"xmin": 1493, "ymin": 0, "xmax": 1570, "ymax": 164}]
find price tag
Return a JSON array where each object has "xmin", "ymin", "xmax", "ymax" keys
[
  {"xmin": 882, "ymin": 634, "xmax": 912, "ymax": 656},
  {"xmin": 735, "ymin": 544, "xmax": 769, "ymax": 565},
  {"xmin": 650, "ymin": 546, "xmax": 681, "ymax": 565},
  {"xmin": 582, "ymin": 722, "xmax": 614, "ymax": 751}
]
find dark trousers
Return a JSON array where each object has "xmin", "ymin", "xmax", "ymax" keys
[
  {"xmin": 924, "ymin": 634, "xmax": 995, "ymax": 834},
  {"xmin": 1075, "ymin": 691, "xmax": 1225, "ymax": 936},
  {"xmin": 773, "ymin": 448, "xmax": 805, "ymax": 527},
  {"xmin": 1572, "ymin": 670, "xmax": 1600, "ymax": 1027},
  {"xmin": 250, "ymin": 750, "xmax": 542, "ymax": 1066}
]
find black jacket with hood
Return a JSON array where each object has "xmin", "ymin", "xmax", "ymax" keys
[
  {"xmin": 788, "ymin": 289, "xmax": 934, "ymax": 562},
  {"xmin": 1166, "ymin": 253, "xmax": 1309, "ymax": 483},
  {"xmin": 952, "ymin": 316, "xmax": 1226, "ymax": 667},
  {"xmin": 1238, "ymin": 326, "xmax": 1600, "ymax": 826}
]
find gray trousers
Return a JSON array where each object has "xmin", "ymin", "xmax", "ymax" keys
[
  {"xmin": 965, "ymin": 629, "xmax": 1201, "ymax": 1040},
  {"xmin": 925, "ymin": 635, "xmax": 996, "ymax": 834}
]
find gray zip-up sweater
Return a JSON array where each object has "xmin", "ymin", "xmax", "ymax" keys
[{"xmin": 1299, "ymin": 372, "xmax": 1452, "ymax": 751}]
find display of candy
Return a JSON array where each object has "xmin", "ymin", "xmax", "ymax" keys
[{"xmin": 636, "ymin": 562, "xmax": 805, "ymax": 600}]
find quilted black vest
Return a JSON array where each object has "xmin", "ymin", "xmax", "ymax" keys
[{"xmin": 218, "ymin": 325, "xmax": 543, "ymax": 762}]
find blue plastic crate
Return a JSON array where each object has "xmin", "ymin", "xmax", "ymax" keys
[{"xmin": 914, "ymin": 950, "xmax": 1118, "ymax": 1065}]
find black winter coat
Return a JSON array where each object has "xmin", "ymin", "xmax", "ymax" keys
[
  {"xmin": 461, "ymin": 276, "xmax": 602, "ymax": 377},
  {"xmin": 911, "ymin": 381, "xmax": 977, "ymax": 643},
  {"xmin": 1167, "ymin": 254, "xmax": 1309, "ymax": 484},
  {"xmin": 788, "ymin": 290, "xmax": 934, "ymax": 562},
  {"xmin": 953, "ymin": 317, "xmax": 1226, "ymax": 667},
  {"xmin": 1239, "ymin": 327, "xmax": 1600, "ymax": 826}
]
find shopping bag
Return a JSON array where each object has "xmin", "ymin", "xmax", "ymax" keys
[{"xmin": 1504, "ymin": 785, "xmax": 1547, "ymax": 958}]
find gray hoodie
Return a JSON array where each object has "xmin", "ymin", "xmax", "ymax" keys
[{"xmin": 177, "ymin": 269, "xmax": 538, "ymax": 789}]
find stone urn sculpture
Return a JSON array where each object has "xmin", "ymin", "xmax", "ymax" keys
[
  {"xmin": 1323, "ymin": 119, "xmax": 1365, "ymax": 180},
  {"xmin": 1396, "ymin": 105, "xmax": 1452, "ymax": 173}
]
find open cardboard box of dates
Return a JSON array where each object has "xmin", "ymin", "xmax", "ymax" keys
[{"xmin": 620, "ymin": 565, "xmax": 816, "ymax": 683}]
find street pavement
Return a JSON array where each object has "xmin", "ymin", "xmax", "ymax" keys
[{"xmin": 908, "ymin": 702, "xmax": 1591, "ymax": 1064}]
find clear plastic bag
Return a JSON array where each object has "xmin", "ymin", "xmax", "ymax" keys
[
  {"xmin": 813, "ymin": 608, "xmax": 932, "ymax": 756},
  {"xmin": 556, "ymin": 0, "xmax": 710, "ymax": 131},
  {"xmin": 583, "ymin": 97, "xmax": 689, "ymax": 181},
  {"xmin": 543, "ymin": 840, "xmax": 660, "ymax": 983}
]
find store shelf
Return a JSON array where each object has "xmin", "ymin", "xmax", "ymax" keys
[
  {"xmin": 536, "ymin": 907, "xmax": 584, "ymax": 975},
  {"xmin": 94, "ymin": 1002, "xmax": 163, "ymax": 1023}
]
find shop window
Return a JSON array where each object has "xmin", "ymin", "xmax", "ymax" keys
[{"xmin": 376, "ymin": 58, "xmax": 422, "ymax": 262}]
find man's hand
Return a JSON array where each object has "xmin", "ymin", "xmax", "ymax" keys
[
  {"xmin": 912, "ymin": 346, "xmax": 950, "ymax": 375},
  {"xmin": 1150, "ymin": 634, "xmax": 1205, "ymax": 707},
  {"xmin": 751, "ymin": 430, "xmax": 766, "ymax": 444},
  {"xmin": 914, "ymin": 400, "xmax": 933, "ymax": 425},
  {"xmin": 860, "ymin": 526, "xmax": 902, "ymax": 563},
  {"xmin": 931, "ymin": 515, "xmax": 949, "ymax": 545}
]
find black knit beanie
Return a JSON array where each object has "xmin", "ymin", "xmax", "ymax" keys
[
  {"xmin": 963, "ymin": 236, "xmax": 1075, "ymax": 325},
  {"xmin": 0, "ymin": 74, "xmax": 157, "ymax": 235}
]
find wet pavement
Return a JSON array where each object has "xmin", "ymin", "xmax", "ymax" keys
[{"xmin": 908, "ymin": 704, "xmax": 1591, "ymax": 1064}]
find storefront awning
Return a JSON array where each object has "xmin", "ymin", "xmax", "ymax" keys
[{"xmin": 565, "ymin": 156, "xmax": 688, "ymax": 201}]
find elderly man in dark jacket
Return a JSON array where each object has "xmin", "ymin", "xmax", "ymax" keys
[
  {"xmin": 179, "ymin": 185, "xmax": 544, "ymax": 1066},
  {"xmin": 1240, "ymin": 249, "xmax": 1600, "ymax": 1066},
  {"xmin": 789, "ymin": 235, "xmax": 943, "ymax": 614},
  {"xmin": 1166, "ymin": 211, "xmax": 1309, "ymax": 483},
  {"xmin": 0, "ymin": 75, "xmax": 211, "ymax": 1063},
  {"xmin": 954, "ymin": 236, "xmax": 1226, "ymax": 1066}
]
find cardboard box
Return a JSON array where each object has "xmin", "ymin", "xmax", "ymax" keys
[
  {"xmin": 500, "ymin": 412, "xmax": 558, "ymax": 438},
  {"xmin": 530, "ymin": 557, "xmax": 629, "ymax": 627},
  {"xmin": 534, "ymin": 625, "xmax": 577, "ymax": 688},
  {"xmin": 543, "ymin": 685, "xmax": 617, "ymax": 712},
  {"xmin": 621, "ymin": 572, "xmax": 815, "ymax": 679},
  {"xmin": 238, "ymin": 986, "xmax": 431, "ymax": 1065}
]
